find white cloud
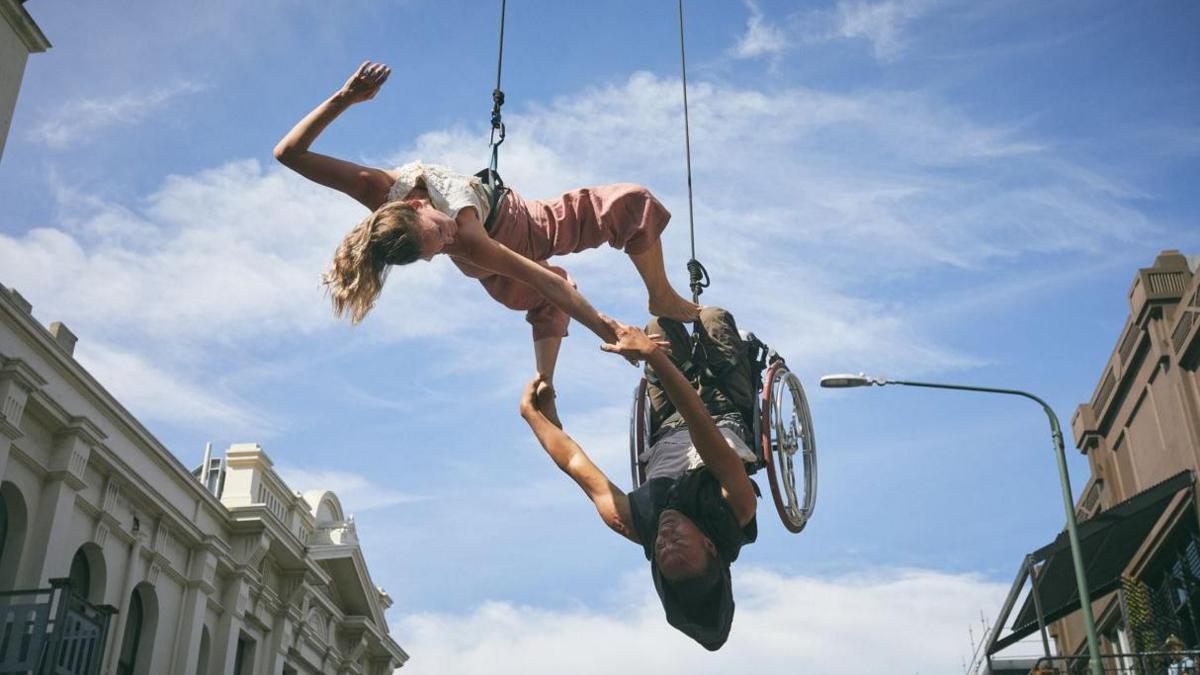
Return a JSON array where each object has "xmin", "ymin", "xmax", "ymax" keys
[
  {"xmin": 2, "ymin": 69, "xmax": 1153, "ymax": 422},
  {"xmin": 0, "ymin": 160, "xmax": 484, "ymax": 348},
  {"xmin": 394, "ymin": 566, "xmax": 1008, "ymax": 674},
  {"xmin": 30, "ymin": 80, "xmax": 209, "ymax": 149},
  {"xmin": 74, "ymin": 341, "xmax": 269, "ymax": 434},
  {"xmin": 833, "ymin": 0, "xmax": 936, "ymax": 61},
  {"xmin": 778, "ymin": 0, "xmax": 938, "ymax": 62},
  {"xmin": 440, "ymin": 72, "xmax": 1142, "ymax": 372},
  {"xmin": 558, "ymin": 403, "xmax": 632, "ymax": 469},
  {"xmin": 732, "ymin": 1, "xmax": 789, "ymax": 60},
  {"xmin": 277, "ymin": 465, "xmax": 426, "ymax": 513}
]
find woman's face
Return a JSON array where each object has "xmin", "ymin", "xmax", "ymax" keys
[
  {"xmin": 408, "ymin": 201, "xmax": 458, "ymax": 260},
  {"xmin": 655, "ymin": 509, "xmax": 717, "ymax": 581}
]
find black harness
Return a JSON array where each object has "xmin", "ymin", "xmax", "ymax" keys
[
  {"xmin": 683, "ymin": 322, "xmax": 777, "ymax": 465},
  {"xmin": 474, "ymin": 168, "xmax": 509, "ymax": 234}
]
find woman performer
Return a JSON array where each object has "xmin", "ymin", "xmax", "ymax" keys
[{"xmin": 274, "ymin": 61, "xmax": 699, "ymax": 421}]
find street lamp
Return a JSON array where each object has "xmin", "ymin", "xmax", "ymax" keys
[{"xmin": 820, "ymin": 373, "xmax": 1103, "ymax": 675}]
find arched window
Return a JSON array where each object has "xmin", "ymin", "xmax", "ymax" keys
[
  {"xmin": 195, "ymin": 625, "xmax": 211, "ymax": 675},
  {"xmin": 233, "ymin": 633, "xmax": 256, "ymax": 675},
  {"xmin": 68, "ymin": 549, "xmax": 91, "ymax": 599},
  {"xmin": 0, "ymin": 491, "xmax": 8, "ymax": 557},
  {"xmin": 0, "ymin": 482, "xmax": 27, "ymax": 591},
  {"xmin": 116, "ymin": 589, "xmax": 144, "ymax": 675}
]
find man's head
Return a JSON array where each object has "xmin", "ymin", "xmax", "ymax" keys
[
  {"xmin": 655, "ymin": 509, "xmax": 718, "ymax": 581},
  {"xmin": 651, "ymin": 508, "xmax": 734, "ymax": 651}
]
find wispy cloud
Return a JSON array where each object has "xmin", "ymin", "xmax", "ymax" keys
[
  {"xmin": 394, "ymin": 566, "xmax": 1007, "ymax": 674},
  {"xmin": 277, "ymin": 465, "xmax": 427, "ymax": 513},
  {"xmin": 732, "ymin": 1, "xmax": 789, "ymax": 60},
  {"xmin": 0, "ymin": 160, "xmax": 483, "ymax": 348},
  {"xmin": 74, "ymin": 341, "xmax": 270, "ymax": 434},
  {"xmin": 751, "ymin": 0, "xmax": 938, "ymax": 63},
  {"xmin": 2, "ymin": 69, "xmax": 1153, "ymax": 427},
  {"xmin": 30, "ymin": 80, "xmax": 209, "ymax": 149},
  {"xmin": 832, "ymin": 0, "xmax": 937, "ymax": 61}
]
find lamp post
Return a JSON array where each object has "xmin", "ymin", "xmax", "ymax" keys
[{"xmin": 819, "ymin": 373, "xmax": 1103, "ymax": 675}]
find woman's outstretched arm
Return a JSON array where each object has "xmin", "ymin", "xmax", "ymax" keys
[
  {"xmin": 273, "ymin": 61, "xmax": 394, "ymax": 210},
  {"xmin": 457, "ymin": 211, "xmax": 621, "ymax": 346}
]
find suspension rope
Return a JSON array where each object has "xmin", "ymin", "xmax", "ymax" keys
[
  {"xmin": 488, "ymin": 0, "xmax": 508, "ymax": 173},
  {"xmin": 677, "ymin": 0, "xmax": 709, "ymax": 304}
]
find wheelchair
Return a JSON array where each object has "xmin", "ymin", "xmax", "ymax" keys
[{"xmin": 628, "ymin": 329, "xmax": 818, "ymax": 533}]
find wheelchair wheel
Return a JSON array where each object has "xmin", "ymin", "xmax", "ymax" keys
[
  {"xmin": 629, "ymin": 378, "xmax": 649, "ymax": 489},
  {"xmin": 760, "ymin": 362, "xmax": 817, "ymax": 533}
]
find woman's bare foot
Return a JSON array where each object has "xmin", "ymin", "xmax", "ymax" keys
[
  {"xmin": 649, "ymin": 291, "xmax": 701, "ymax": 322},
  {"xmin": 536, "ymin": 379, "xmax": 562, "ymax": 429}
]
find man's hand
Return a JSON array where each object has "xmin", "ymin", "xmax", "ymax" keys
[
  {"xmin": 519, "ymin": 375, "xmax": 545, "ymax": 421},
  {"xmin": 337, "ymin": 61, "xmax": 390, "ymax": 104},
  {"xmin": 600, "ymin": 323, "xmax": 671, "ymax": 363}
]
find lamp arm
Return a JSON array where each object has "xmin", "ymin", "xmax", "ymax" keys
[{"xmin": 884, "ymin": 378, "xmax": 1102, "ymax": 674}]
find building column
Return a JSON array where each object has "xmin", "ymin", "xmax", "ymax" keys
[
  {"xmin": 103, "ymin": 532, "xmax": 144, "ymax": 675},
  {"xmin": 169, "ymin": 544, "xmax": 218, "ymax": 675},
  {"xmin": 17, "ymin": 417, "xmax": 101, "ymax": 588},
  {"xmin": 0, "ymin": 358, "xmax": 44, "ymax": 482},
  {"xmin": 213, "ymin": 574, "xmax": 249, "ymax": 675},
  {"xmin": 263, "ymin": 608, "xmax": 296, "ymax": 675}
]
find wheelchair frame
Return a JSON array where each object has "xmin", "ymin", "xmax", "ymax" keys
[{"xmin": 628, "ymin": 334, "xmax": 817, "ymax": 533}]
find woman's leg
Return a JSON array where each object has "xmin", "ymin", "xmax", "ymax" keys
[
  {"xmin": 531, "ymin": 184, "xmax": 700, "ymax": 321},
  {"xmin": 629, "ymin": 237, "xmax": 701, "ymax": 322},
  {"xmin": 534, "ymin": 336, "xmax": 563, "ymax": 428}
]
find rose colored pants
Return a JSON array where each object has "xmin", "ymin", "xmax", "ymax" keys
[{"xmin": 453, "ymin": 183, "xmax": 670, "ymax": 341}]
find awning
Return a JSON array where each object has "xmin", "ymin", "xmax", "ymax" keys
[{"xmin": 989, "ymin": 470, "xmax": 1194, "ymax": 655}]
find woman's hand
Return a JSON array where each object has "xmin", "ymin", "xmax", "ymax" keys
[
  {"xmin": 600, "ymin": 323, "xmax": 671, "ymax": 363},
  {"xmin": 338, "ymin": 61, "xmax": 390, "ymax": 105}
]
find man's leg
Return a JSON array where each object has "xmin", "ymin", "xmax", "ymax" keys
[{"xmin": 695, "ymin": 307, "xmax": 755, "ymax": 413}]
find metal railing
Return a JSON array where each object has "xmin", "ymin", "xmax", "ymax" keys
[
  {"xmin": 0, "ymin": 578, "xmax": 116, "ymax": 675},
  {"xmin": 1030, "ymin": 649, "xmax": 1200, "ymax": 674}
]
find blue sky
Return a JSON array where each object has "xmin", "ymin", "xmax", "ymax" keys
[{"xmin": 2, "ymin": 0, "xmax": 1198, "ymax": 672}]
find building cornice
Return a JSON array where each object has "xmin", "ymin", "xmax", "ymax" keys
[
  {"xmin": 1072, "ymin": 251, "xmax": 1195, "ymax": 452},
  {"xmin": 0, "ymin": 288, "xmax": 233, "ymax": 540},
  {"xmin": 0, "ymin": 287, "xmax": 410, "ymax": 658},
  {"xmin": 0, "ymin": 0, "xmax": 50, "ymax": 52}
]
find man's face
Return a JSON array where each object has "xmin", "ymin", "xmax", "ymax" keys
[{"xmin": 655, "ymin": 509, "xmax": 717, "ymax": 581}]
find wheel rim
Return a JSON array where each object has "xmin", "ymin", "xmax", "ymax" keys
[
  {"xmin": 761, "ymin": 364, "xmax": 817, "ymax": 533},
  {"xmin": 629, "ymin": 379, "xmax": 649, "ymax": 489}
]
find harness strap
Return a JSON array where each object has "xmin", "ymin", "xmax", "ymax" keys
[
  {"xmin": 474, "ymin": 167, "xmax": 509, "ymax": 234},
  {"xmin": 686, "ymin": 322, "xmax": 773, "ymax": 452}
]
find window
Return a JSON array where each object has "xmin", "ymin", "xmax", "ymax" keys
[
  {"xmin": 195, "ymin": 625, "xmax": 211, "ymax": 675},
  {"xmin": 233, "ymin": 633, "xmax": 256, "ymax": 675},
  {"xmin": 0, "ymin": 492, "xmax": 8, "ymax": 558},
  {"xmin": 116, "ymin": 589, "xmax": 144, "ymax": 675},
  {"xmin": 68, "ymin": 549, "xmax": 91, "ymax": 599}
]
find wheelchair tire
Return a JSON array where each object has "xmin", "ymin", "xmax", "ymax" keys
[{"xmin": 760, "ymin": 362, "xmax": 818, "ymax": 533}]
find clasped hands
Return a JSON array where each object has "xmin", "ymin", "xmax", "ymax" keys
[{"xmin": 519, "ymin": 316, "xmax": 670, "ymax": 421}]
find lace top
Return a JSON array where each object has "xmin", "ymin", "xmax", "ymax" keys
[{"xmin": 386, "ymin": 161, "xmax": 493, "ymax": 222}]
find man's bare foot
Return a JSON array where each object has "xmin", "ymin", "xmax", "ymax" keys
[
  {"xmin": 649, "ymin": 291, "xmax": 701, "ymax": 322},
  {"xmin": 536, "ymin": 379, "xmax": 562, "ymax": 429}
]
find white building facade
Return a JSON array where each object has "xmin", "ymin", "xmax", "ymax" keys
[
  {"xmin": 0, "ymin": 283, "xmax": 408, "ymax": 674},
  {"xmin": 0, "ymin": 0, "xmax": 49, "ymax": 160}
]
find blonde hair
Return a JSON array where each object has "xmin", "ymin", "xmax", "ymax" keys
[{"xmin": 323, "ymin": 201, "xmax": 422, "ymax": 324}]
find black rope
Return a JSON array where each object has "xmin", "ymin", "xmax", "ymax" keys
[
  {"xmin": 476, "ymin": 0, "xmax": 508, "ymax": 233},
  {"xmin": 488, "ymin": 0, "xmax": 507, "ymax": 171},
  {"xmin": 677, "ymin": 0, "xmax": 706, "ymax": 304}
]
